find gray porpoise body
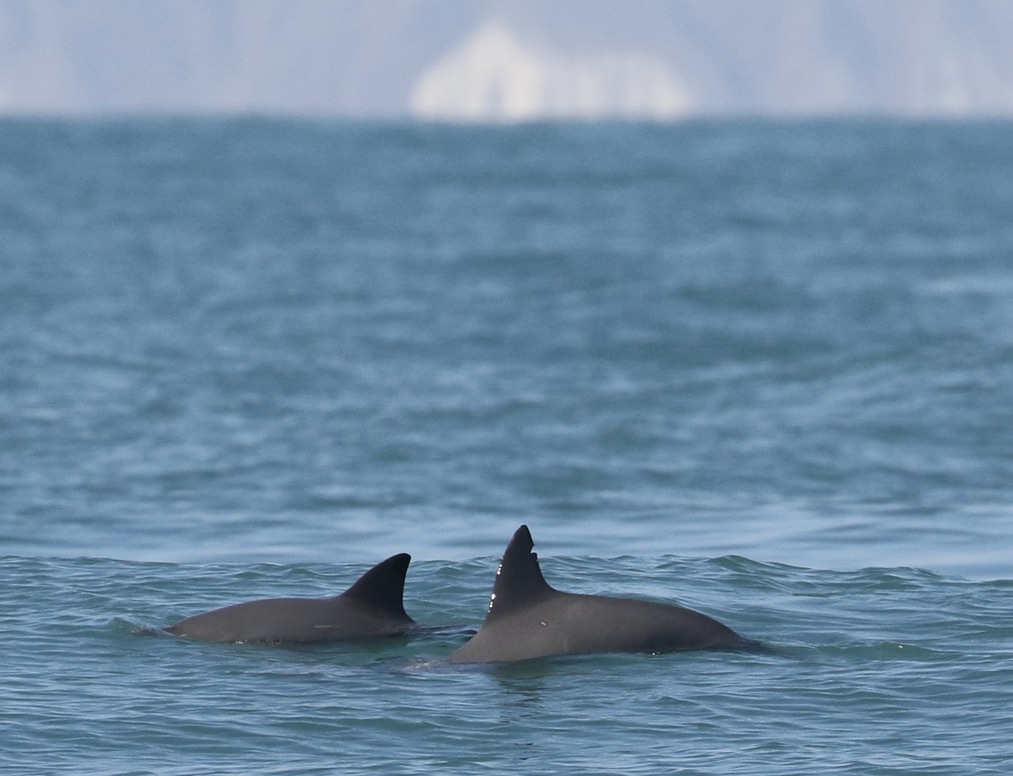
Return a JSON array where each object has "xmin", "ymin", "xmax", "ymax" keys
[
  {"xmin": 449, "ymin": 526, "xmax": 746, "ymax": 663},
  {"xmin": 164, "ymin": 553, "xmax": 414, "ymax": 644}
]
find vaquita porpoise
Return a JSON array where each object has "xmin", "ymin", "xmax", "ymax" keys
[
  {"xmin": 165, "ymin": 553, "xmax": 415, "ymax": 644},
  {"xmin": 449, "ymin": 526, "xmax": 750, "ymax": 663}
]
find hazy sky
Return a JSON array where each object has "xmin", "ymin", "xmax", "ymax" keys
[{"xmin": 2, "ymin": 0, "xmax": 1013, "ymax": 119}]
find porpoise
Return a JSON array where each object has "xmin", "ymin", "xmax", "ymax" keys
[
  {"xmin": 449, "ymin": 526, "xmax": 748, "ymax": 663},
  {"xmin": 165, "ymin": 553, "xmax": 415, "ymax": 644}
]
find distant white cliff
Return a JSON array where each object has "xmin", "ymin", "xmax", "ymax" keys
[{"xmin": 411, "ymin": 22, "xmax": 692, "ymax": 121}]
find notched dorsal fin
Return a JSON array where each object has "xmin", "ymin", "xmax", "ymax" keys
[
  {"xmin": 485, "ymin": 525, "xmax": 554, "ymax": 621},
  {"xmin": 341, "ymin": 553, "xmax": 413, "ymax": 620}
]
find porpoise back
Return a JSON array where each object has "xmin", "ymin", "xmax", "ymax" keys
[
  {"xmin": 165, "ymin": 553, "xmax": 414, "ymax": 644},
  {"xmin": 449, "ymin": 526, "xmax": 746, "ymax": 663}
]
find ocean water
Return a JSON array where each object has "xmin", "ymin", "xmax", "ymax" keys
[{"xmin": 3, "ymin": 118, "xmax": 1013, "ymax": 774}]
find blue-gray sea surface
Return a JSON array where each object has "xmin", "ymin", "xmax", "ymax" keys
[{"xmin": 3, "ymin": 119, "xmax": 1013, "ymax": 774}]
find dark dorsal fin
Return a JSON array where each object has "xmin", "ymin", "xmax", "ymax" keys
[
  {"xmin": 484, "ymin": 525, "xmax": 555, "ymax": 621},
  {"xmin": 340, "ymin": 553, "xmax": 414, "ymax": 621}
]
